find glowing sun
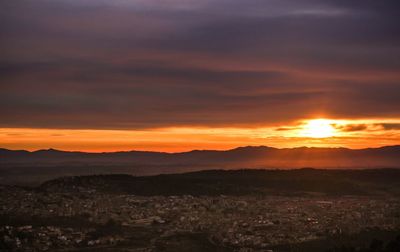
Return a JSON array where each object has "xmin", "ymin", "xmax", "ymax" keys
[{"xmin": 302, "ymin": 119, "xmax": 336, "ymax": 138}]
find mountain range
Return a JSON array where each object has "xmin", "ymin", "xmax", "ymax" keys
[{"xmin": 1, "ymin": 145, "xmax": 399, "ymax": 185}]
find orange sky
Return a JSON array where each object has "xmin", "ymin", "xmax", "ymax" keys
[
  {"xmin": 2, "ymin": 1, "xmax": 400, "ymax": 153},
  {"xmin": 1, "ymin": 118, "xmax": 399, "ymax": 152}
]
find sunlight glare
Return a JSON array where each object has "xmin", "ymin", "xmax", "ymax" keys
[{"xmin": 302, "ymin": 119, "xmax": 336, "ymax": 138}]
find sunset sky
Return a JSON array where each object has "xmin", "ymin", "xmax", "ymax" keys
[{"xmin": 1, "ymin": 0, "xmax": 400, "ymax": 152}]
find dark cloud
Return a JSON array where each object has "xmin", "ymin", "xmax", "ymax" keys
[
  {"xmin": 275, "ymin": 127, "xmax": 301, "ymax": 131},
  {"xmin": 333, "ymin": 123, "xmax": 400, "ymax": 132},
  {"xmin": 378, "ymin": 124, "xmax": 400, "ymax": 131},
  {"xmin": 0, "ymin": 0, "xmax": 399, "ymax": 129},
  {"xmin": 333, "ymin": 124, "xmax": 368, "ymax": 132}
]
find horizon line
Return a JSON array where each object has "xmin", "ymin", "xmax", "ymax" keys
[{"xmin": 1, "ymin": 144, "xmax": 399, "ymax": 155}]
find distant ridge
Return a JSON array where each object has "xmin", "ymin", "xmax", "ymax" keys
[
  {"xmin": 1, "ymin": 145, "xmax": 399, "ymax": 186},
  {"xmin": 2, "ymin": 144, "xmax": 400, "ymax": 154},
  {"xmin": 1, "ymin": 145, "xmax": 400, "ymax": 166}
]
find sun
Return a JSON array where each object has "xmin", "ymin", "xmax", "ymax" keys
[{"xmin": 302, "ymin": 119, "xmax": 336, "ymax": 138}]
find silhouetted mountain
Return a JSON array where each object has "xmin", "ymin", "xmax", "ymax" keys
[
  {"xmin": 39, "ymin": 169, "xmax": 400, "ymax": 196},
  {"xmin": 1, "ymin": 145, "xmax": 400, "ymax": 167},
  {"xmin": 1, "ymin": 146, "xmax": 399, "ymax": 185}
]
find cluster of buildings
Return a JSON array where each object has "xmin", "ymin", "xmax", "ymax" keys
[{"xmin": 1, "ymin": 184, "xmax": 399, "ymax": 251}]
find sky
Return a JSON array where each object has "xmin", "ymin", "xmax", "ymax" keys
[{"xmin": 1, "ymin": 0, "xmax": 400, "ymax": 152}]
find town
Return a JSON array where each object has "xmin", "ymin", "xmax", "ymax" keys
[{"xmin": 1, "ymin": 183, "xmax": 399, "ymax": 251}]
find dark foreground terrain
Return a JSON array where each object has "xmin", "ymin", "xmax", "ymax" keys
[
  {"xmin": 2, "ymin": 145, "xmax": 400, "ymax": 186},
  {"xmin": 1, "ymin": 169, "xmax": 400, "ymax": 251}
]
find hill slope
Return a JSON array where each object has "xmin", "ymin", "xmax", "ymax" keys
[
  {"xmin": 1, "ymin": 145, "xmax": 400, "ymax": 185},
  {"xmin": 39, "ymin": 168, "xmax": 400, "ymax": 196}
]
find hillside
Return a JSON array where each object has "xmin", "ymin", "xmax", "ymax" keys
[
  {"xmin": 1, "ymin": 145, "xmax": 400, "ymax": 185},
  {"xmin": 39, "ymin": 169, "xmax": 400, "ymax": 196}
]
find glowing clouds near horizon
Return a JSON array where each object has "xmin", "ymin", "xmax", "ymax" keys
[{"xmin": 0, "ymin": 118, "xmax": 400, "ymax": 152}]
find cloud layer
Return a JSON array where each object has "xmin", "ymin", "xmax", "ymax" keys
[{"xmin": 1, "ymin": 0, "xmax": 400, "ymax": 129}]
